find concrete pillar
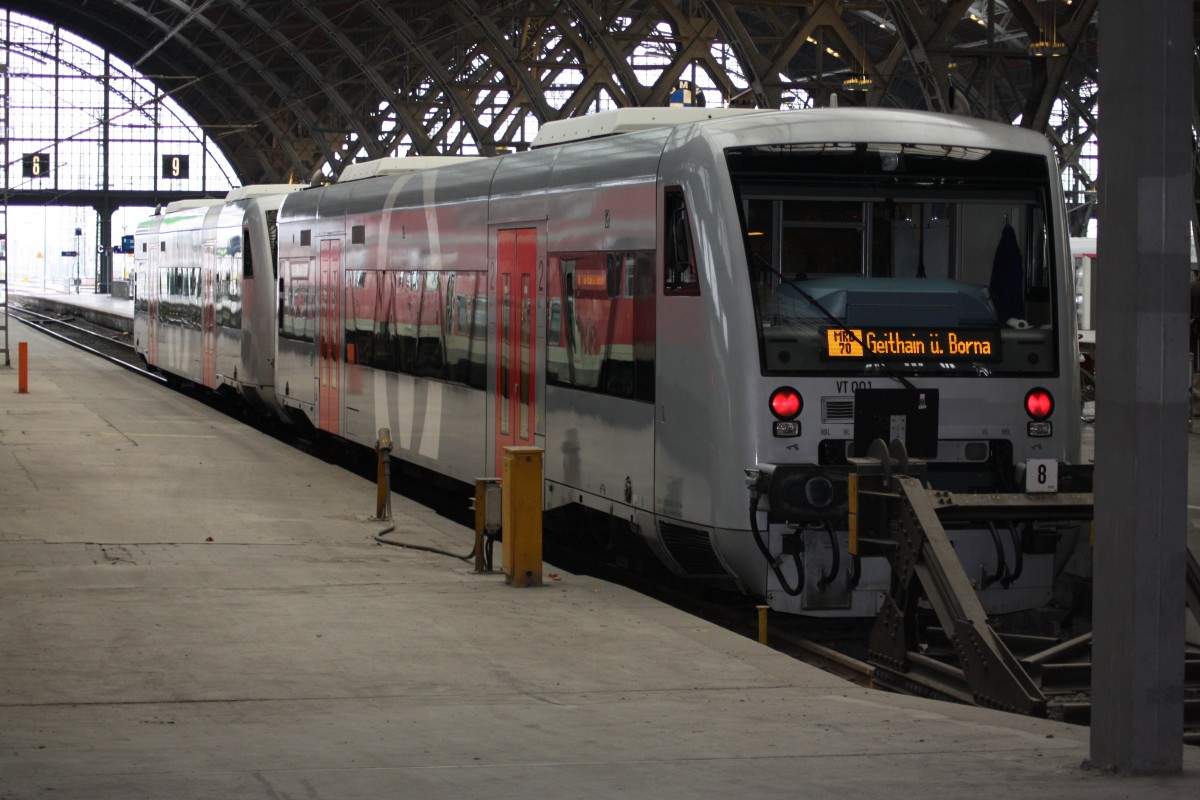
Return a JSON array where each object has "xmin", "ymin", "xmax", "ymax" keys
[{"xmin": 1090, "ymin": 0, "xmax": 1190, "ymax": 774}]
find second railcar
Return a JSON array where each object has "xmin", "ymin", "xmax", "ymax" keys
[{"xmin": 134, "ymin": 185, "xmax": 303, "ymax": 411}]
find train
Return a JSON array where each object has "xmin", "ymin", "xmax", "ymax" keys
[{"xmin": 134, "ymin": 107, "xmax": 1087, "ymax": 618}]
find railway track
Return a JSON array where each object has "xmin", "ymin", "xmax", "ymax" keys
[
  {"xmin": 14, "ymin": 304, "xmax": 1197, "ymax": 743},
  {"xmin": 9, "ymin": 303, "xmax": 162, "ymax": 382}
]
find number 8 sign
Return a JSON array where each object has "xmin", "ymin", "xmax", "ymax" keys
[{"xmin": 1025, "ymin": 458, "xmax": 1058, "ymax": 493}]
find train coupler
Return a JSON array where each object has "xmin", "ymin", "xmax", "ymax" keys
[{"xmin": 848, "ymin": 438, "xmax": 1094, "ymax": 715}]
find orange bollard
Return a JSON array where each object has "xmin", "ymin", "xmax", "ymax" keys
[
  {"xmin": 18, "ymin": 342, "xmax": 28, "ymax": 394},
  {"xmin": 17, "ymin": 343, "xmax": 28, "ymax": 395}
]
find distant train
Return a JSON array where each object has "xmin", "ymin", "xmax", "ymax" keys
[{"xmin": 135, "ymin": 107, "xmax": 1087, "ymax": 617}]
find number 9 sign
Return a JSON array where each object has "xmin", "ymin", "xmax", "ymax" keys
[{"xmin": 161, "ymin": 154, "xmax": 190, "ymax": 180}]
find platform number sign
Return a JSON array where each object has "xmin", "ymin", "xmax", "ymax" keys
[
  {"xmin": 162, "ymin": 154, "xmax": 190, "ymax": 180},
  {"xmin": 22, "ymin": 153, "xmax": 50, "ymax": 179}
]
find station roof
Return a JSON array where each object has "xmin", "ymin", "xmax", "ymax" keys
[{"xmin": 4, "ymin": 1, "xmax": 1101, "ymax": 197}]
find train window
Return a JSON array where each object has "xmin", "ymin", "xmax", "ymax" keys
[
  {"xmin": 499, "ymin": 273, "xmax": 511, "ymax": 434},
  {"xmin": 519, "ymin": 273, "xmax": 532, "ymax": 440},
  {"xmin": 416, "ymin": 272, "xmax": 445, "ymax": 378},
  {"xmin": 351, "ymin": 225, "xmax": 365, "ymax": 245},
  {"xmin": 664, "ymin": 188, "xmax": 700, "ymax": 296},
  {"xmin": 547, "ymin": 250, "xmax": 655, "ymax": 402},
  {"xmin": 547, "ymin": 298, "xmax": 562, "ymax": 345},
  {"xmin": 730, "ymin": 144, "xmax": 1060, "ymax": 377},
  {"xmin": 344, "ymin": 270, "xmax": 367, "ymax": 365},
  {"xmin": 779, "ymin": 201, "xmax": 865, "ymax": 279},
  {"xmin": 300, "ymin": 229, "xmax": 311, "ymax": 247},
  {"xmin": 442, "ymin": 271, "xmax": 485, "ymax": 389},
  {"xmin": 279, "ymin": 259, "xmax": 315, "ymax": 343},
  {"xmin": 241, "ymin": 229, "xmax": 254, "ymax": 279}
]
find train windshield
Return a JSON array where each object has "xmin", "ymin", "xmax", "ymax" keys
[{"xmin": 727, "ymin": 143, "xmax": 1059, "ymax": 377}]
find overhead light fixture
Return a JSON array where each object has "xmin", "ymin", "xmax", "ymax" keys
[
  {"xmin": 842, "ymin": 73, "xmax": 873, "ymax": 91},
  {"xmin": 1028, "ymin": 39, "xmax": 1067, "ymax": 57},
  {"xmin": 1028, "ymin": 2, "xmax": 1067, "ymax": 57}
]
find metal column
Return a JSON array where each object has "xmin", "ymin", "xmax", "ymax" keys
[
  {"xmin": 1091, "ymin": 0, "xmax": 1191, "ymax": 773},
  {"xmin": 1, "ymin": 47, "xmax": 8, "ymax": 367}
]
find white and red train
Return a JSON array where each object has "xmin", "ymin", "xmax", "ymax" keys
[{"xmin": 135, "ymin": 107, "xmax": 1086, "ymax": 617}]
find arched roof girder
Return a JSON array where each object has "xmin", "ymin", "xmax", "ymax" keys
[
  {"xmin": 364, "ymin": 0, "xmax": 490, "ymax": 154},
  {"xmin": 453, "ymin": 0, "xmax": 554, "ymax": 124},
  {"xmin": 881, "ymin": 0, "xmax": 952, "ymax": 112},
  {"xmin": 221, "ymin": 0, "xmax": 376, "ymax": 166},
  {"xmin": 647, "ymin": 6, "xmax": 743, "ymax": 107},
  {"xmin": 697, "ymin": 0, "xmax": 773, "ymax": 107},
  {"xmin": 104, "ymin": 0, "xmax": 307, "ymax": 181},
  {"xmin": 291, "ymin": 0, "xmax": 435, "ymax": 163},
  {"xmin": 745, "ymin": 1, "xmax": 855, "ymax": 105},
  {"xmin": 125, "ymin": 0, "xmax": 336, "ymax": 179},
  {"xmin": 556, "ymin": 0, "xmax": 649, "ymax": 107},
  {"xmin": 1016, "ymin": 0, "xmax": 1098, "ymax": 131}
]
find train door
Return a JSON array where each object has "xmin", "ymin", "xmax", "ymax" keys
[
  {"xmin": 494, "ymin": 228, "xmax": 538, "ymax": 475},
  {"xmin": 201, "ymin": 244, "xmax": 216, "ymax": 388},
  {"xmin": 317, "ymin": 238, "xmax": 343, "ymax": 435}
]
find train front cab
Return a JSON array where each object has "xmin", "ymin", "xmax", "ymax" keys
[{"xmin": 669, "ymin": 111, "xmax": 1090, "ymax": 618}]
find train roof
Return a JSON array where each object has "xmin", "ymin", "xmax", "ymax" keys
[
  {"xmin": 337, "ymin": 156, "xmax": 483, "ymax": 183},
  {"xmin": 531, "ymin": 107, "xmax": 763, "ymax": 148},
  {"xmin": 162, "ymin": 198, "xmax": 223, "ymax": 213},
  {"xmin": 224, "ymin": 184, "xmax": 306, "ymax": 201}
]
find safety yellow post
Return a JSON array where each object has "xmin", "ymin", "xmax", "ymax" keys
[
  {"xmin": 18, "ymin": 342, "xmax": 28, "ymax": 394},
  {"xmin": 502, "ymin": 446, "xmax": 544, "ymax": 587}
]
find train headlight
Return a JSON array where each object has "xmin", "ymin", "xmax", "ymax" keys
[
  {"xmin": 773, "ymin": 420, "xmax": 800, "ymax": 438},
  {"xmin": 1024, "ymin": 388, "xmax": 1054, "ymax": 420},
  {"xmin": 769, "ymin": 387, "xmax": 802, "ymax": 420},
  {"xmin": 1024, "ymin": 388, "xmax": 1054, "ymax": 437}
]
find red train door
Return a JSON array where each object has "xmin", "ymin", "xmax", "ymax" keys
[
  {"xmin": 318, "ymin": 239, "xmax": 343, "ymax": 435},
  {"xmin": 201, "ymin": 245, "xmax": 216, "ymax": 388},
  {"xmin": 495, "ymin": 228, "xmax": 538, "ymax": 475}
]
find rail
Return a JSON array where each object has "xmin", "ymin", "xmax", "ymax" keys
[{"xmin": 8, "ymin": 304, "xmax": 163, "ymax": 383}]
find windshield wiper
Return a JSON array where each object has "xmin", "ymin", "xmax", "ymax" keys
[{"xmin": 754, "ymin": 253, "xmax": 916, "ymax": 391}]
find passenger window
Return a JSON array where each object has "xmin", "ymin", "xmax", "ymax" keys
[{"xmin": 664, "ymin": 187, "xmax": 699, "ymax": 296}]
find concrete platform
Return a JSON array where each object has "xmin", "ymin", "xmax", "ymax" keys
[
  {"xmin": 1, "ymin": 323, "xmax": 1198, "ymax": 799},
  {"xmin": 9, "ymin": 287, "xmax": 133, "ymax": 333}
]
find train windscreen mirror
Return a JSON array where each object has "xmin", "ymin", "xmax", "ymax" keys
[{"xmin": 852, "ymin": 388, "xmax": 939, "ymax": 458}]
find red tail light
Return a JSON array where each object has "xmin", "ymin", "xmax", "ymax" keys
[
  {"xmin": 770, "ymin": 387, "xmax": 802, "ymax": 420},
  {"xmin": 1024, "ymin": 388, "xmax": 1054, "ymax": 419}
]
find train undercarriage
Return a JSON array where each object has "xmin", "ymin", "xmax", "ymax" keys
[{"xmin": 773, "ymin": 438, "xmax": 1200, "ymax": 739}]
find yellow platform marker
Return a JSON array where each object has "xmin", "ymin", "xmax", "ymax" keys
[{"xmin": 502, "ymin": 446, "xmax": 544, "ymax": 587}]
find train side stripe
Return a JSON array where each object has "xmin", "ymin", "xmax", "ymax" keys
[
  {"xmin": 373, "ymin": 370, "xmax": 390, "ymax": 442},
  {"xmin": 418, "ymin": 381, "xmax": 443, "ymax": 460},
  {"xmin": 396, "ymin": 374, "xmax": 415, "ymax": 450},
  {"xmin": 422, "ymin": 171, "xmax": 442, "ymax": 270},
  {"xmin": 375, "ymin": 174, "xmax": 410, "ymax": 273}
]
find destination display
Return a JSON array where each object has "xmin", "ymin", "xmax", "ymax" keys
[{"xmin": 825, "ymin": 327, "xmax": 1001, "ymax": 361}]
